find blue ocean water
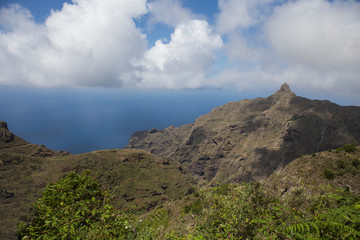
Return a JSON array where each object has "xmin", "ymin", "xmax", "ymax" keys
[{"xmin": 0, "ymin": 87, "xmax": 246, "ymax": 154}]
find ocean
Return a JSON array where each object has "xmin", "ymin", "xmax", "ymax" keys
[{"xmin": 0, "ymin": 87, "xmax": 244, "ymax": 154}]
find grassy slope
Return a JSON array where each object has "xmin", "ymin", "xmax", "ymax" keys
[
  {"xmin": 0, "ymin": 122, "xmax": 194, "ymax": 239},
  {"xmin": 135, "ymin": 146, "xmax": 360, "ymax": 238},
  {"xmin": 265, "ymin": 145, "xmax": 360, "ymax": 196}
]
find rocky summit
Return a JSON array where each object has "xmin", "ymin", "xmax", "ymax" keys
[{"xmin": 127, "ymin": 84, "xmax": 360, "ymax": 184}]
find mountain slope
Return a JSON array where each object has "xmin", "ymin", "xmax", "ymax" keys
[
  {"xmin": 265, "ymin": 144, "xmax": 360, "ymax": 197},
  {"xmin": 127, "ymin": 84, "xmax": 360, "ymax": 184},
  {"xmin": 0, "ymin": 122, "xmax": 193, "ymax": 240}
]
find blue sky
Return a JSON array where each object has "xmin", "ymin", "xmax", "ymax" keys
[{"xmin": 1, "ymin": 0, "xmax": 360, "ymax": 105}]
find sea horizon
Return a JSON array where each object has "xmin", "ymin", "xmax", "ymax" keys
[{"xmin": 0, "ymin": 87, "xmax": 246, "ymax": 154}]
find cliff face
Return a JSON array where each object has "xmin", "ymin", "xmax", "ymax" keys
[
  {"xmin": 0, "ymin": 121, "xmax": 26, "ymax": 147},
  {"xmin": 127, "ymin": 84, "xmax": 360, "ymax": 184}
]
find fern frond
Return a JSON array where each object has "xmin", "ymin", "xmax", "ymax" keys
[
  {"xmin": 315, "ymin": 220, "xmax": 360, "ymax": 238},
  {"xmin": 285, "ymin": 219, "xmax": 360, "ymax": 239},
  {"xmin": 317, "ymin": 205, "xmax": 360, "ymax": 225}
]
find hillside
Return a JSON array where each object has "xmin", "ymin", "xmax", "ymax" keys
[
  {"xmin": 266, "ymin": 144, "xmax": 360, "ymax": 196},
  {"xmin": 0, "ymin": 122, "xmax": 193, "ymax": 240},
  {"xmin": 125, "ymin": 146, "xmax": 360, "ymax": 239},
  {"xmin": 127, "ymin": 84, "xmax": 360, "ymax": 184},
  {"xmin": 2, "ymin": 84, "xmax": 360, "ymax": 238}
]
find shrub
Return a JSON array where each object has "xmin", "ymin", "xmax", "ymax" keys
[
  {"xmin": 183, "ymin": 199, "xmax": 203, "ymax": 215},
  {"xmin": 342, "ymin": 143, "xmax": 357, "ymax": 153},
  {"xmin": 324, "ymin": 169, "xmax": 335, "ymax": 180},
  {"xmin": 18, "ymin": 171, "xmax": 135, "ymax": 239},
  {"xmin": 336, "ymin": 160, "xmax": 345, "ymax": 169},
  {"xmin": 337, "ymin": 143, "xmax": 357, "ymax": 154},
  {"xmin": 352, "ymin": 159, "xmax": 360, "ymax": 168}
]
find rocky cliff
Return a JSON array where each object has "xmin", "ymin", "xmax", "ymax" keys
[{"xmin": 127, "ymin": 84, "xmax": 360, "ymax": 184}]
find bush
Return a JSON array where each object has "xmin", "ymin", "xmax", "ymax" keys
[
  {"xmin": 342, "ymin": 143, "xmax": 357, "ymax": 153},
  {"xmin": 337, "ymin": 143, "xmax": 357, "ymax": 154},
  {"xmin": 336, "ymin": 160, "xmax": 345, "ymax": 169},
  {"xmin": 18, "ymin": 171, "xmax": 135, "ymax": 239},
  {"xmin": 324, "ymin": 169, "xmax": 335, "ymax": 180},
  {"xmin": 352, "ymin": 159, "xmax": 360, "ymax": 168},
  {"xmin": 183, "ymin": 199, "xmax": 203, "ymax": 215}
]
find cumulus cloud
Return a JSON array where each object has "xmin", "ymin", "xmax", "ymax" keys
[
  {"xmin": 0, "ymin": 0, "xmax": 148, "ymax": 87},
  {"xmin": 215, "ymin": 0, "xmax": 275, "ymax": 70},
  {"xmin": 212, "ymin": 0, "xmax": 360, "ymax": 100},
  {"xmin": 211, "ymin": 65, "xmax": 360, "ymax": 96},
  {"xmin": 125, "ymin": 20, "xmax": 223, "ymax": 89},
  {"xmin": 0, "ymin": 0, "xmax": 359, "ymax": 99},
  {"xmin": 265, "ymin": 0, "xmax": 360, "ymax": 71},
  {"xmin": 216, "ymin": 0, "xmax": 274, "ymax": 34},
  {"xmin": 147, "ymin": 0, "xmax": 201, "ymax": 27}
]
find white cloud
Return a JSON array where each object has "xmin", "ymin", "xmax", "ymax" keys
[
  {"xmin": 215, "ymin": 0, "xmax": 275, "ymax": 74},
  {"xmin": 265, "ymin": 0, "xmax": 360, "ymax": 71},
  {"xmin": 211, "ymin": 64, "xmax": 360, "ymax": 96},
  {"xmin": 1, "ymin": 0, "xmax": 360, "ymax": 101},
  {"xmin": 0, "ymin": 0, "xmax": 148, "ymax": 87},
  {"xmin": 216, "ymin": 0, "xmax": 274, "ymax": 34},
  {"xmin": 126, "ymin": 20, "xmax": 223, "ymax": 89},
  {"xmin": 211, "ymin": 0, "xmax": 360, "ymax": 101},
  {"xmin": 147, "ymin": 0, "xmax": 201, "ymax": 27}
]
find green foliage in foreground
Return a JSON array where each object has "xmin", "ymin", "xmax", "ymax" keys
[
  {"xmin": 181, "ymin": 184, "xmax": 360, "ymax": 240},
  {"xmin": 18, "ymin": 171, "xmax": 135, "ymax": 239},
  {"xmin": 18, "ymin": 172, "xmax": 360, "ymax": 240}
]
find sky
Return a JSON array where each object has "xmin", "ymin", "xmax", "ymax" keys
[{"xmin": 0, "ymin": 0, "xmax": 360, "ymax": 105}]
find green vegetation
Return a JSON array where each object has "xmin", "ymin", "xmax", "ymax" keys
[
  {"xmin": 20, "ymin": 173, "xmax": 360, "ymax": 240},
  {"xmin": 336, "ymin": 143, "xmax": 358, "ymax": 154},
  {"xmin": 324, "ymin": 169, "xmax": 335, "ymax": 180},
  {"xmin": 18, "ymin": 171, "xmax": 135, "ymax": 239},
  {"xmin": 166, "ymin": 184, "xmax": 360, "ymax": 240},
  {"xmin": 2, "ymin": 101, "xmax": 360, "ymax": 240}
]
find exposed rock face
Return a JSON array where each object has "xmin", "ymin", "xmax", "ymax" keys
[
  {"xmin": 127, "ymin": 84, "xmax": 360, "ymax": 184},
  {"xmin": 0, "ymin": 121, "xmax": 9, "ymax": 130},
  {"xmin": 0, "ymin": 121, "xmax": 15, "ymax": 143},
  {"xmin": 0, "ymin": 121, "xmax": 26, "ymax": 147}
]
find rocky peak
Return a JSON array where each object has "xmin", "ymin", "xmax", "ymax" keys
[
  {"xmin": 0, "ymin": 121, "xmax": 8, "ymax": 130},
  {"xmin": 279, "ymin": 83, "xmax": 291, "ymax": 92},
  {"xmin": 0, "ymin": 121, "xmax": 15, "ymax": 144},
  {"xmin": 271, "ymin": 83, "xmax": 296, "ymax": 105}
]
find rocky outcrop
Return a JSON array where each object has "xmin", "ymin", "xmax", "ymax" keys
[
  {"xmin": 0, "ymin": 121, "xmax": 27, "ymax": 148},
  {"xmin": 0, "ymin": 121, "xmax": 15, "ymax": 143},
  {"xmin": 0, "ymin": 121, "xmax": 69, "ymax": 156},
  {"xmin": 127, "ymin": 84, "xmax": 360, "ymax": 184}
]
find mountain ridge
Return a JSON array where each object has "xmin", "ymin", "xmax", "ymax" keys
[{"xmin": 127, "ymin": 84, "xmax": 360, "ymax": 184}]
